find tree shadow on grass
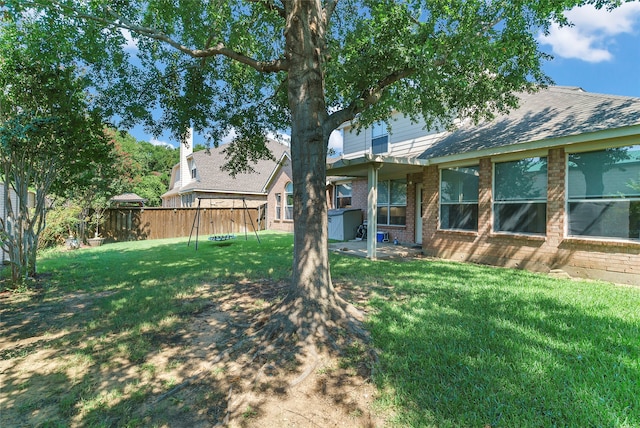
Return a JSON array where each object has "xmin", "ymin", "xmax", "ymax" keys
[{"xmin": 0, "ymin": 234, "xmax": 299, "ymax": 427}]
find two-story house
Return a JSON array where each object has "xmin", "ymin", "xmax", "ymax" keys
[
  {"xmin": 327, "ymin": 86, "xmax": 640, "ymax": 285},
  {"xmin": 162, "ymin": 132, "xmax": 295, "ymax": 233}
]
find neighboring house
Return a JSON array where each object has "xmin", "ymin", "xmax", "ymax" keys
[
  {"xmin": 111, "ymin": 193, "xmax": 146, "ymax": 207},
  {"xmin": 327, "ymin": 86, "xmax": 640, "ymax": 285},
  {"xmin": 1, "ymin": 183, "xmax": 36, "ymax": 264},
  {"xmin": 161, "ymin": 135, "xmax": 294, "ymax": 233}
]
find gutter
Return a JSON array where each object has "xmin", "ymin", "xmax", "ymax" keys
[{"xmin": 424, "ymin": 124, "xmax": 640, "ymax": 166}]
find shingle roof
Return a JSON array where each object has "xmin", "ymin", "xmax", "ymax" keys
[
  {"xmin": 418, "ymin": 86, "xmax": 640, "ymax": 160},
  {"xmin": 171, "ymin": 139, "xmax": 290, "ymax": 195},
  {"xmin": 111, "ymin": 192, "xmax": 146, "ymax": 203}
]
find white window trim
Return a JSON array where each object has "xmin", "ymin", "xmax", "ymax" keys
[
  {"xmin": 565, "ymin": 146, "xmax": 640, "ymax": 241},
  {"xmin": 492, "ymin": 157, "xmax": 548, "ymax": 236},
  {"xmin": 377, "ymin": 178, "xmax": 407, "ymax": 226},
  {"xmin": 439, "ymin": 165, "xmax": 479, "ymax": 232}
]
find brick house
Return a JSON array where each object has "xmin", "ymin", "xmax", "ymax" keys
[
  {"xmin": 327, "ymin": 86, "xmax": 640, "ymax": 285},
  {"xmin": 162, "ymin": 134, "xmax": 294, "ymax": 233}
]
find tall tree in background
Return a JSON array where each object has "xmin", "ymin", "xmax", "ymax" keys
[
  {"xmin": 7, "ymin": 0, "xmax": 629, "ymax": 353},
  {"xmin": 0, "ymin": 22, "xmax": 112, "ymax": 285}
]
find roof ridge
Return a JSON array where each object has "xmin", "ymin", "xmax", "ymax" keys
[{"xmin": 547, "ymin": 85, "xmax": 640, "ymax": 101}]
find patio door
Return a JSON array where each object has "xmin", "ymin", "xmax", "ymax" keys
[{"xmin": 415, "ymin": 184, "xmax": 423, "ymax": 244}]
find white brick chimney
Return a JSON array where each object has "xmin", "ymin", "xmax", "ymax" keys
[{"xmin": 179, "ymin": 127, "xmax": 193, "ymax": 189}]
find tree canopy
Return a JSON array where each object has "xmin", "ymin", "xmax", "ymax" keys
[
  {"xmin": 0, "ymin": 19, "xmax": 113, "ymax": 284},
  {"xmin": 4, "ymin": 0, "xmax": 631, "ymax": 363}
]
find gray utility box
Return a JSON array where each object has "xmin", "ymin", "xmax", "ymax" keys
[{"xmin": 328, "ymin": 209, "xmax": 362, "ymax": 241}]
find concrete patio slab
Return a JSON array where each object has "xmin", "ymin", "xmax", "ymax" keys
[{"xmin": 329, "ymin": 239, "xmax": 423, "ymax": 260}]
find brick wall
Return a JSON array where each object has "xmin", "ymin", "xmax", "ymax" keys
[
  {"xmin": 351, "ymin": 179, "xmax": 368, "ymax": 213},
  {"xmin": 266, "ymin": 162, "xmax": 295, "ymax": 233},
  {"xmin": 421, "ymin": 148, "xmax": 640, "ymax": 286}
]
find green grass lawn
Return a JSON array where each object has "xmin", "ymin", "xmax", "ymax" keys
[
  {"xmin": 331, "ymin": 255, "xmax": 640, "ymax": 427},
  {"xmin": 2, "ymin": 231, "xmax": 639, "ymax": 427}
]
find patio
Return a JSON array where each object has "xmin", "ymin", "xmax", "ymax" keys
[{"xmin": 329, "ymin": 239, "xmax": 423, "ymax": 260}]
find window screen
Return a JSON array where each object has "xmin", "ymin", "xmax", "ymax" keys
[
  {"xmin": 440, "ymin": 166, "xmax": 479, "ymax": 231},
  {"xmin": 568, "ymin": 145, "xmax": 640, "ymax": 240},
  {"xmin": 494, "ymin": 157, "xmax": 547, "ymax": 234}
]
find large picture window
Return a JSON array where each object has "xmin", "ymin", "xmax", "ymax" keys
[
  {"xmin": 494, "ymin": 157, "xmax": 547, "ymax": 234},
  {"xmin": 377, "ymin": 179, "xmax": 406, "ymax": 225},
  {"xmin": 440, "ymin": 166, "xmax": 479, "ymax": 231},
  {"xmin": 335, "ymin": 183, "xmax": 352, "ymax": 208},
  {"xmin": 568, "ymin": 145, "xmax": 640, "ymax": 240},
  {"xmin": 372, "ymin": 122, "xmax": 388, "ymax": 154},
  {"xmin": 284, "ymin": 182, "xmax": 294, "ymax": 220}
]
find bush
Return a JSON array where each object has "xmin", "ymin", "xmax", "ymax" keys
[{"xmin": 39, "ymin": 203, "xmax": 82, "ymax": 250}]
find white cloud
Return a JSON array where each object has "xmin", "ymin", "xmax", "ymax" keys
[
  {"xmin": 120, "ymin": 28, "xmax": 139, "ymax": 52},
  {"xmin": 150, "ymin": 138, "xmax": 173, "ymax": 148},
  {"xmin": 538, "ymin": 3, "xmax": 640, "ymax": 63},
  {"xmin": 220, "ymin": 129, "xmax": 237, "ymax": 145},
  {"xmin": 328, "ymin": 129, "xmax": 344, "ymax": 155}
]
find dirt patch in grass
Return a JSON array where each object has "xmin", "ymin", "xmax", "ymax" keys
[{"xmin": 0, "ymin": 279, "xmax": 386, "ymax": 427}]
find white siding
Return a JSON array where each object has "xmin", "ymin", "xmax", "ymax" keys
[
  {"xmin": 342, "ymin": 113, "xmax": 447, "ymax": 159},
  {"xmin": 342, "ymin": 124, "xmax": 370, "ymax": 158}
]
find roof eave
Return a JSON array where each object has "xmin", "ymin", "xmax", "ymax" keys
[
  {"xmin": 184, "ymin": 188, "xmax": 268, "ymax": 196},
  {"xmin": 327, "ymin": 153, "xmax": 430, "ymax": 177},
  {"xmin": 263, "ymin": 151, "xmax": 291, "ymax": 192},
  {"xmin": 426, "ymin": 124, "xmax": 640, "ymax": 166}
]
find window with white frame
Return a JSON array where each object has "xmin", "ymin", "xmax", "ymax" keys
[
  {"xmin": 494, "ymin": 157, "xmax": 547, "ymax": 234},
  {"xmin": 377, "ymin": 179, "xmax": 406, "ymax": 225},
  {"xmin": 335, "ymin": 183, "xmax": 352, "ymax": 208},
  {"xmin": 372, "ymin": 122, "xmax": 388, "ymax": 154},
  {"xmin": 275, "ymin": 193, "xmax": 282, "ymax": 220},
  {"xmin": 285, "ymin": 182, "xmax": 294, "ymax": 220},
  {"xmin": 189, "ymin": 159, "xmax": 197, "ymax": 179},
  {"xmin": 440, "ymin": 166, "xmax": 479, "ymax": 231},
  {"xmin": 181, "ymin": 193, "xmax": 193, "ymax": 207},
  {"xmin": 567, "ymin": 145, "xmax": 640, "ymax": 240}
]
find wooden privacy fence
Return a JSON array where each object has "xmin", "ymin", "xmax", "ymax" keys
[{"xmin": 101, "ymin": 207, "xmax": 266, "ymax": 242}]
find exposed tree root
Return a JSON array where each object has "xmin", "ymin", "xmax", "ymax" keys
[{"xmin": 154, "ymin": 278, "xmax": 374, "ymax": 410}]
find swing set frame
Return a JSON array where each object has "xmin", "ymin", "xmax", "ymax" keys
[{"xmin": 188, "ymin": 197, "xmax": 262, "ymax": 250}]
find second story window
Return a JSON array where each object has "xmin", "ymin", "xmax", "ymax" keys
[
  {"xmin": 189, "ymin": 159, "xmax": 197, "ymax": 180},
  {"xmin": 372, "ymin": 122, "xmax": 388, "ymax": 154}
]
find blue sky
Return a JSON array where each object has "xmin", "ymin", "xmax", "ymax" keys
[{"xmin": 128, "ymin": 3, "xmax": 640, "ymax": 150}]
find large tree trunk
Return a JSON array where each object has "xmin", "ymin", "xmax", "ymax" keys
[{"xmin": 281, "ymin": 0, "xmax": 347, "ymax": 342}]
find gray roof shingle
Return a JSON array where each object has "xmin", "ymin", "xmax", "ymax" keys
[
  {"xmin": 175, "ymin": 139, "xmax": 290, "ymax": 195},
  {"xmin": 418, "ymin": 86, "xmax": 640, "ymax": 160},
  {"xmin": 111, "ymin": 192, "xmax": 146, "ymax": 202}
]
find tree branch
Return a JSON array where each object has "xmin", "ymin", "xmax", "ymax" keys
[
  {"xmin": 103, "ymin": 6, "xmax": 288, "ymax": 72},
  {"xmin": 325, "ymin": 67, "xmax": 415, "ymax": 133},
  {"xmin": 29, "ymin": 0, "xmax": 289, "ymax": 73},
  {"xmin": 246, "ymin": 0, "xmax": 287, "ymax": 19},
  {"xmin": 324, "ymin": 0, "xmax": 339, "ymax": 25}
]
